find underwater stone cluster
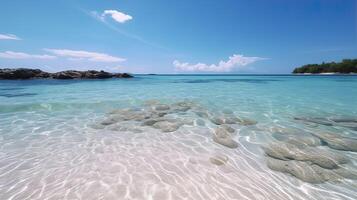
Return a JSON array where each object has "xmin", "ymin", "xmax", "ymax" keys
[{"xmin": 263, "ymin": 117, "xmax": 357, "ymax": 183}]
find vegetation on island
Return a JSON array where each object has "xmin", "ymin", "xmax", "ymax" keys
[{"xmin": 292, "ymin": 59, "xmax": 357, "ymax": 74}]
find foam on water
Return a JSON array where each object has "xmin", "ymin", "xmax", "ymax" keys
[{"xmin": 0, "ymin": 75, "xmax": 357, "ymax": 200}]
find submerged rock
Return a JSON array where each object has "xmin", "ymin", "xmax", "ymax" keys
[
  {"xmin": 212, "ymin": 127, "xmax": 238, "ymax": 148},
  {"xmin": 194, "ymin": 110, "xmax": 210, "ymax": 118},
  {"xmin": 209, "ymin": 155, "xmax": 229, "ymax": 166},
  {"xmin": 238, "ymin": 118, "xmax": 258, "ymax": 126},
  {"xmin": 152, "ymin": 104, "xmax": 170, "ymax": 111},
  {"xmin": 108, "ymin": 124, "xmax": 143, "ymax": 133},
  {"xmin": 334, "ymin": 167, "xmax": 357, "ymax": 180},
  {"xmin": 221, "ymin": 125, "xmax": 235, "ymax": 133},
  {"xmin": 262, "ymin": 142, "xmax": 349, "ymax": 169},
  {"xmin": 101, "ymin": 117, "xmax": 118, "ymax": 125},
  {"xmin": 210, "ymin": 116, "xmax": 225, "ymax": 125},
  {"xmin": 266, "ymin": 157, "xmax": 340, "ymax": 183},
  {"xmin": 172, "ymin": 101, "xmax": 194, "ymax": 112},
  {"xmin": 295, "ymin": 116, "xmax": 357, "ymax": 131},
  {"xmin": 142, "ymin": 118, "xmax": 162, "ymax": 126},
  {"xmin": 101, "ymin": 108, "xmax": 157, "ymax": 127},
  {"xmin": 210, "ymin": 115, "xmax": 241, "ymax": 125},
  {"xmin": 195, "ymin": 119, "xmax": 206, "ymax": 126},
  {"xmin": 334, "ymin": 122, "xmax": 357, "ymax": 131},
  {"xmin": 311, "ymin": 132, "xmax": 357, "ymax": 152},
  {"xmin": 152, "ymin": 121, "xmax": 181, "ymax": 132},
  {"xmin": 112, "ymin": 109, "xmax": 153, "ymax": 122},
  {"xmin": 272, "ymin": 132, "xmax": 321, "ymax": 147},
  {"xmin": 330, "ymin": 118, "xmax": 357, "ymax": 123},
  {"xmin": 210, "ymin": 114, "xmax": 257, "ymax": 126},
  {"xmin": 294, "ymin": 117, "xmax": 334, "ymax": 126},
  {"xmin": 267, "ymin": 156, "xmax": 357, "ymax": 184}
]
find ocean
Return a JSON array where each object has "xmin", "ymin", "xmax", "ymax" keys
[{"xmin": 0, "ymin": 75, "xmax": 356, "ymax": 200}]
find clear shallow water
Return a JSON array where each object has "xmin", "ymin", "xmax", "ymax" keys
[{"xmin": 0, "ymin": 75, "xmax": 356, "ymax": 200}]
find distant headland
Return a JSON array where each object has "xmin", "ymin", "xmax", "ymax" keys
[
  {"xmin": 0, "ymin": 68, "xmax": 133, "ymax": 80},
  {"xmin": 293, "ymin": 59, "xmax": 357, "ymax": 74}
]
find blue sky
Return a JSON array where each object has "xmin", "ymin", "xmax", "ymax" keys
[{"xmin": 0, "ymin": 0, "xmax": 356, "ymax": 74}]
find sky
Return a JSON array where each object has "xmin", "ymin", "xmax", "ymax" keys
[{"xmin": 0, "ymin": 0, "xmax": 357, "ymax": 74}]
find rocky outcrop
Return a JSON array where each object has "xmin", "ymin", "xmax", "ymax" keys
[
  {"xmin": 0, "ymin": 68, "xmax": 50, "ymax": 79},
  {"xmin": 0, "ymin": 68, "xmax": 133, "ymax": 80}
]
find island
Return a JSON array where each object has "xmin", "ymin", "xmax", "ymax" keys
[
  {"xmin": 292, "ymin": 59, "xmax": 357, "ymax": 74},
  {"xmin": 0, "ymin": 68, "xmax": 133, "ymax": 79}
]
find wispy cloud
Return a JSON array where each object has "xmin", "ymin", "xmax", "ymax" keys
[
  {"xmin": 173, "ymin": 54, "xmax": 267, "ymax": 72},
  {"xmin": 0, "ymin": 51, "xmax": 55, "ymax": 59},
  {"xmin": 87, "ymin": 10, "xmax": 168, "ymax": 51},
  {"xmin": 44, "ymin": 49, "xmax": 125, "ymax": 62},
  {"xmin": 0, "ymin": 34, "xmax": 21, "ymax": 40}
]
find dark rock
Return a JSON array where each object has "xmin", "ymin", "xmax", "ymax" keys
[
  {"xmin": 0, "ymin": 68, "xmax": 133, "ymax": 80},
  {"xmin": 114, "ymin": 73, "xmax": 133, "ymax": 78},
  {"xmin": 83, "ymin": 70, "xmax": 113, "ymax": 79},
  {"xmin": 51, "ymin": 70, "xmax": 83, "ymax": 79},
  {"xmin": 0, "ymin": 68, "xmax": 50, "ymax": 79},
  {"xmin": 330, "ymin": 118, "xmax": 357, "ymax": 123}
]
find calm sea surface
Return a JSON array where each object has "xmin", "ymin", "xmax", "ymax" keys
[{"xmin": 0, "ymin": 75, "xmax": 356, "ymax": 200}]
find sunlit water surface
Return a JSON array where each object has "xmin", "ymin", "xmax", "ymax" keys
[{"xmin": 0, "ymin": 75, "xmax": 357, "ymax": 200}]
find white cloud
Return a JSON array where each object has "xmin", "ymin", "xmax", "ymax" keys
[
  {"xmin": 173, "ymin": 54, "xmax": 267, "ymax": 72},
  {"xmin": 0, "ymin": 34, "xmax": 21, "ymax": 40},
  {"xmin": 44, "ymin": 49, "xmax": 125, "ymax": 62},
  {"xmin": 0, "ymin": 51, "xmax": 55, "ymax": 59},
  {"xmin": 101, "ymin": 10, "xmax": 132, "ymax": 23}
]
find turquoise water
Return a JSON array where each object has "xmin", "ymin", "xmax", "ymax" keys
[{"xmin": 0, "ymin": 75, "xmax": 357, "ymax": 200}]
